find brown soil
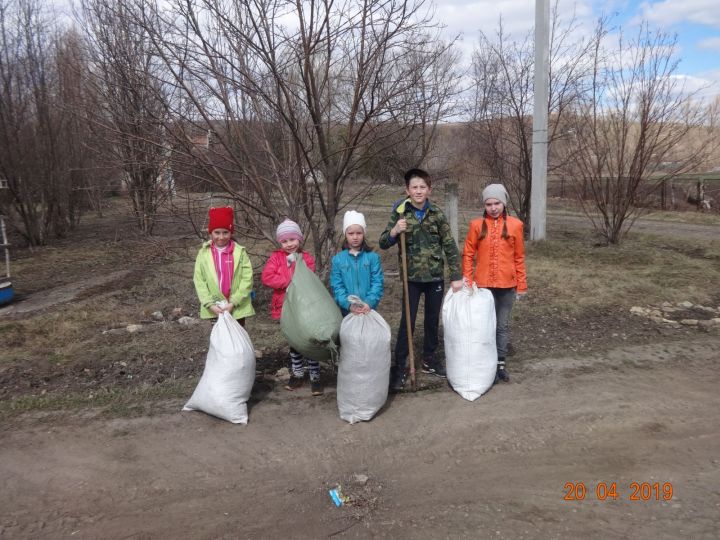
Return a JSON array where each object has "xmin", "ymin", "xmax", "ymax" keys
[{"xmin": 1, "ymin": 337, "xmax": 718, "ymax": 539}]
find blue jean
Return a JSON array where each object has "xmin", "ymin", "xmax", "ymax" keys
[{"xmin": 489, "ymin": 288, "xmax": 516, "ymax": 359}]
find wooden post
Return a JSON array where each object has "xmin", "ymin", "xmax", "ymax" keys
[
  {"xmin": 670, "ymin": 180, "xmax": 676, "ymax": 209},
  {"xmin": 444, "ymin": 182, "xmax": 459, "ymax": 247},
  {"xmin": 696, "ymin": 179, "xmax": 704, "ymax": 211},
  {"xmin": 1, "ymin": 216, "xmax": 10, "ymax": 279},
  {"xmin": 661, "ymin": 179, "xmax": 666, "ymax": 210}
]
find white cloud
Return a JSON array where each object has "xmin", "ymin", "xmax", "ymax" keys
[
  {"xmin": 436, "ymin": 0, "xmax": 534, "ymax": 40},
  {"xmin": 437, "ymin": 0, "xmax": 597, "ymax": 42},
  {"xmin": 436, "ymin": 0, "xmax": 599, "ymax": 64},
  {"xmin": 669, "ymin": 73, "xmax": 720, "ymax": 101},
  {"xmin": 698, "ymin": 37, "xmax": 720, "ymax": 52},
  {"xmin": 638, "ymin": 0, "xmax": 720, "ymax": 29}
]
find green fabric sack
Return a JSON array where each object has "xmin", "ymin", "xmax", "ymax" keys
[{"xmin": 281, "ymin": 257, "xmax": 342, "ymax": 362}]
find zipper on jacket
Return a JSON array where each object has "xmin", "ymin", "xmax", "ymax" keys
[{"xmin": 353, "ymin": 252, "xmax": 360, "ymax": 295}]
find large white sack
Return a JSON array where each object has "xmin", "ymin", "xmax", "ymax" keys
[
  {"xmin": 183, "ymin": 312, "xmax": 256, "ymax": 424},
  {"xmin": 337, "ymin": 310, "xmax": 391, "ymax": 424},
  {"xmin": 442, "ymin": 285, "xmax": 497, "ymax": 401}
]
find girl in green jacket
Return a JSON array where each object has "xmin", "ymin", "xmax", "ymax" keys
[{"xmin": 193, "ymin": 207, "xmax": 255, "ymax": 325}]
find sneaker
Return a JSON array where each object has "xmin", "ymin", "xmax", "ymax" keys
[
  {"xmin": 422, "ymin": 361, "xmax": 447, "ymax": 378},
  {"xmin": 285, "ymin": 375, "xmax": 304, "ymax": 391},
  {"xmin": 311, "ymin": 380, "xmax": 324, "ymax": 396},
  {"xmin": 389, "ymin": 373, "xmax": 406, "ymax": 392},
  {"xmin": 495, "ymin": 367, "xmax": 510, "ymax": 383}
]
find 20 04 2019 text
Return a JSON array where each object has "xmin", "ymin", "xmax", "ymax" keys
[{"xmin": 563, "ymin": 482, "xmax": 673, "ymax": 501}]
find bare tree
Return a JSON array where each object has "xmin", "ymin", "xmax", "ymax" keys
[
  {"xmin": 80, "ymin": 0, "xmax": 171, "ymax": 235},
  {"xmin": 467, "ymin": 22, "xmax": 533, "ymax": 219},
  {"xmin": 362, "ymin": 40, "xmax": 463, "ymax": 182},
  {"xmin": 466, "ymin": 5, "xmax": 596, "ymax": 225},
  {"xmin": 0, "ymin": 0, "xmax": 89, "ymax": 245},
  {"xmin": 562, "ymin": 22, "xmax": 718, "ymax": 244},
  {"xmin": 131, "ymin": 0, "xmax": 458, "ymax": 273},
  {"xmin": 55, "ymin": 29, "xmax": 100, "ymax": 223}
]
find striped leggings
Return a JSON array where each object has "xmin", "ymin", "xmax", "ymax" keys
[{"xmin": 289, "ymin": 348, "xmax": 320, "ymax": 381}]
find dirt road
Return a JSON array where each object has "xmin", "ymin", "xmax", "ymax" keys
[{"xmin": 1, "ymin": 336, "xmax": 718, "ymax": 539}]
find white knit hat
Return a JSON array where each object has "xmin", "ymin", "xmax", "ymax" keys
[
  {"xmin": 482, "ymin": 184, "xmax": 508, "ymax": 205},
  {"xmin": 342, "ymin": 210, "xmax": 367, "ymax": 234}
]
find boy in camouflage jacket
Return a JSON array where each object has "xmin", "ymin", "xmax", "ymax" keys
[{"xmin": 379, "ymin": 168, "xmax": 463, "ymax": 391}]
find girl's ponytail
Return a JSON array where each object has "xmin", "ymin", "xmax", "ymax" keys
[{"xmin": 479, "ymin": 210, "xmax": 509, "ymax": 240}]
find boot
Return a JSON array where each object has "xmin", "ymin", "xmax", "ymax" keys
[{"xmin": 495, "ymin": 358, "xmax": 510, "ymax": 383}]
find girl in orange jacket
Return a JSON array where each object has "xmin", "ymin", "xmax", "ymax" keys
[{"xmin": 462, "ymin": 184, "xmax": 527, "ymax": 383}]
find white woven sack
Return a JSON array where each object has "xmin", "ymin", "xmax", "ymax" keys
[
  {"xmin": 337, "ymin": 310, "xmax": 391, "ymax": 424},
  {"xmin": 442, "ymin": 285, "xmax": 497, "ymax": 401},
  {"xmin": 183, "ymin": 312, "xmax": 256, "ymax": 424}
]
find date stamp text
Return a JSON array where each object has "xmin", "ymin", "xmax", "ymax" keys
[{"xmin": 563, "ymin": 481, "xmax": 674, "ymax": 501}]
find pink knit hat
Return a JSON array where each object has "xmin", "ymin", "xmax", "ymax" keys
[{"xmin": 275, "ymin": 219, "xmax": 303, "ymax": 243}]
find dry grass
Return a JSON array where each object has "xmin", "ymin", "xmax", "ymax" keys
[
  {"xmin": 0, "ymin": 381, "xmax": 191, "ymax": 423},
  {"xmin": 1, "ymin": 193, "xmax": 719, "ymax": 418},
  {"xmin": 524, "ymin": 229, "xmax": 720, "ymax": 315}
]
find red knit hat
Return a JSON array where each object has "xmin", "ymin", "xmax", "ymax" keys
[{"xmin": 208, "ymin": 207, "xmax": 234, "ymax": 233}]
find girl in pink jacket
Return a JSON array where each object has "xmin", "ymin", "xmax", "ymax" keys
[{"xmin": 261, "ymin": 219, "xmax": 322, "ymax": 395}]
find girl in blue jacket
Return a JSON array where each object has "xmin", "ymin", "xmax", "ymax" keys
[{"xmin": 330, "ymin": 211, "xmax": 384, "ymax": 315}]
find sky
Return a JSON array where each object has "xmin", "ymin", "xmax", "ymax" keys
[
  {"xmin": 54, "ymin": 0, "xmax": 718, "ymax": 100},
  {"xmin": 435, "ymin": 0, "xmax": 720, "ymax": 99}
]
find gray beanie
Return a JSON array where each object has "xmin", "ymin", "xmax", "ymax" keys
[{"xmin": 482, "ymin": 184, "xmax": 508, "ymax": 205}]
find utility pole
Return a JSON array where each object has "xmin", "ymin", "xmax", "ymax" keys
[{"xmin": 530, "ymin": 0, "xmax": 550, "ymax": 240}]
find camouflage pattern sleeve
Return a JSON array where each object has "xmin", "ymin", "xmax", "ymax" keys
[
  {"xmin": 438, "ymin": 212, "xmax": 462, "ymax": 281},
  {"xmin": 379, "ymin": 211, "xmax": 400, "ymax": 250}
]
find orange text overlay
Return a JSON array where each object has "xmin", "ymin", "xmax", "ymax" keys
[{"xmin": 563, "ymin": 482, "xmax": 674, "ymax": 501}]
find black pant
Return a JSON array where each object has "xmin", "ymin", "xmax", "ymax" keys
[{"xmin": 394, "ymin": 280, "xmax": 445, "ymax": 369}]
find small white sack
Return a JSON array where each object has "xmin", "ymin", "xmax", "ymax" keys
[
  {"xmin": 183, "ymin": 312, "xmax": 256, "ymax": 424},
  {"xmin": 337, "ymin": 310, "xmax": 391, "ymax": 424},
  {"xmin": 442, "ymin": 285, "xmax": 497, "ymax": 401}
]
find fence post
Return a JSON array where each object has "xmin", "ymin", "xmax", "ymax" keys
[
  {"xmin": 661, "ymin": 178, "xmax": 666, "ymax": 210},
  {"xmin": 445, "ymin": 182, "xmax": 459, "ymax": 247},
  {"xmin": 696, "ymin": 179, "xmax": 705, "ymax": 211}
]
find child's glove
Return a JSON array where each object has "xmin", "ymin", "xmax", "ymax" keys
[{"xmin": 286, "ymin": 253, "xmax": 297, "ymax": 266}]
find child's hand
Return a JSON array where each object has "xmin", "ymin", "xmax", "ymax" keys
[
  {"xmin": 223, "ymin": 303, "xmax": 234, "ymax": 312},
  {"xmin": 286, "ymin": 253, "xmax": 297, "ymax": 266},
  {"xmin": 350, "ymin": 302, "xmax": 370, "ymax": 315},
  {"xmin": 210, "ymin": 305, "xmax": 224, "ymax": 316},
  {"xmin": 515, "ymin": 292, "xmax": 527, "ymax": 302},
  {"xmin": 450, "ymin": 279, "xmax": 463, "ymax": 292},
  {"xmin": 391, "ymin": 219, "xmax": 408, "ymax": 237}
]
